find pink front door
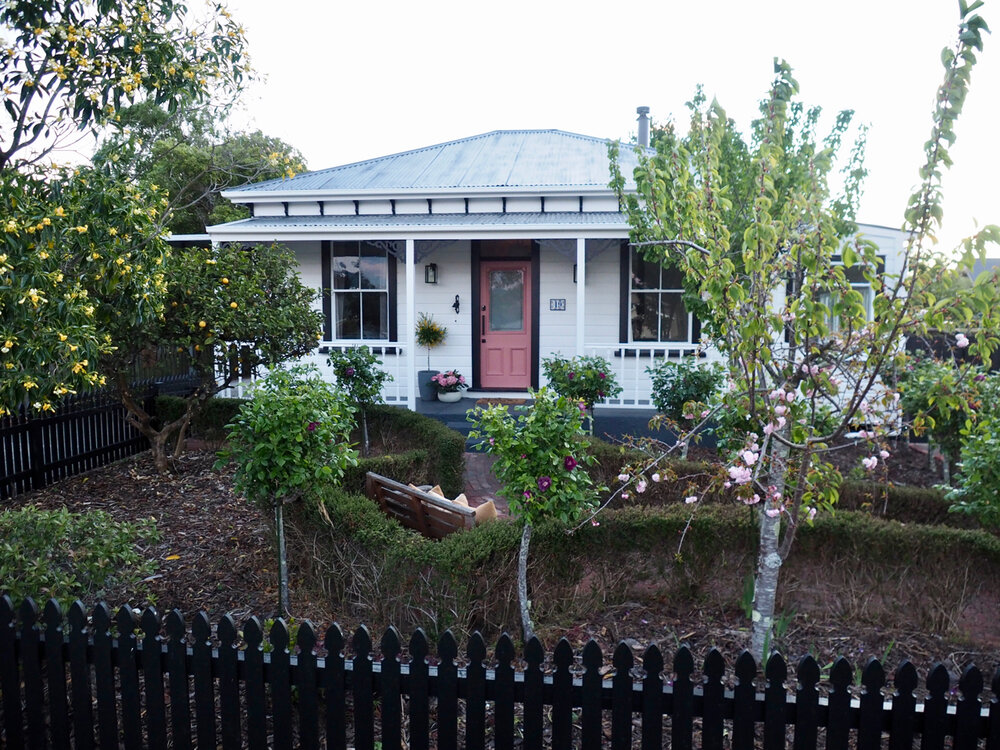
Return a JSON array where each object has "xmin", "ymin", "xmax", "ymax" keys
[{"xmin": 479, "ymin": 260, "xmax": 532, "ymax": 389}]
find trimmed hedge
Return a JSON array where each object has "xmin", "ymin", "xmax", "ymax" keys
[
  {"xmin": 155, "ymin": 395, "xmax": 245, "ymax": 444},
  {"xmin": 584, "ymin": 439, "xmax": 987, "ymax": 531},
  {"xmin": 286, "ymin": 480, "xmax": 1000, "ymax": 641},
  {"xmin": 158, "ymin": 396, "xmax": 466, "ymax": 496}
]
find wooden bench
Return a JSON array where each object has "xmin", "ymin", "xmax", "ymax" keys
[{"xmin": 365, "ymin": 472, "xmax": 476, "ymax": 539}]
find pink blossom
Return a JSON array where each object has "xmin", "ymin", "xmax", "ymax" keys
[
  {"xmin": 701, "ymin": 410, "xmax": 710, "ymax": 418},
  {"xmin": 774, "ymin": 404, "xmax": 787, "ymax": 416},
  {"xmin": 862, "ymin": 456, "xmax": 878, "ymax": 471},
  {"xmin": 807, "ymin": 507, "xmax": 817, "ymax": 521},
  {"xmin": 743, "ymin": 494, "xmax": 760, "ymax": 505},
  {"xmin": 728, "ymin": 466, "xmax": 752, "ymax": 485},
  {"xmin": 683, "ymin": 412, "xmax": 694, "ymax": 420},
  {"xmin": 955, "ymin": 333, "xmax": 970, "ymax": 349},
  {"xmin": 776, "ymin": 416, "xmax": 786, "ymax": 428},
  {"xmin": 724, "ymin": 481, "xmax": 732, "ymax": 489},
  {"xmin": 880, "ymin": 449, "xmax": 890, "ymax": 459},
  {"xmin": 636, "ymin": 480, "xmax": 648, "ymax": 494},
  {"xmin": 765, "ymin": 507, "xmax": 781, "ymax": 518},
  {"xmin": 763, "ymin": 423, "xmax": 775, "ymax": 435},
  {"xmin": 651, "ymin": 473, "xmax": 661, "ymax": 483},
  {"xmin": 523, "ymin": 490, "xmax": 532, "ymax": 498},
  {"xmin": 591, "ymin": 519, "xmax": 600, "ymax": 527},
  {"xmin": 617, "ymin": 473, "xmax": 630, "ymax": 483},
  {"xmin": 785, "ymin": 390, "xmax": 796, "ymax": 403},
  {"xmin": 621, "ymin": 491, "xmax": 629, "ymax": 499},
  {"xmin": 741, "ymin": 450, "xmax": 758, "ymax": 466},
  {"xmin": 684, "ymin": 495, "xmax": 698, "ymax": 504}
]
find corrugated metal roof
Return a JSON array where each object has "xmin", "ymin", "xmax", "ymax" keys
[
  {"xmin": 227, "ymin": 130, "xmax": 643, "ymax": 195},
  {"xmin": 209, "ymin": 212, "xmax": 629, "ymax": 232}
]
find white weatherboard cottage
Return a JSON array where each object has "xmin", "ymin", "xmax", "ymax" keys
[{"xmin": 207, "ymin": 123, "xmax": 905, "ymax": 409}]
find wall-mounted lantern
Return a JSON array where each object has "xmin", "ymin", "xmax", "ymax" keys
[{"xmin": 424, "ymin": 264, "xmax": 438, "ymax": 284}]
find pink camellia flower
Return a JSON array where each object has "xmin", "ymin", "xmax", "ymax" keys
[
  {"xmin": 651, "ymin": 473, "xmax": 661, "ymax": 483},
  {"xmin": 598, "ymin": 372, "xmax": 606, "ymax": 379},
  {"xmin": 684, "ymin": 495, "xmax": 698, "ymax": 504},
  {"xmin": 523, "ymin": 490, "xmax": 532, "ymax": 499},
  {"xmin": 955, "ymin": 333, "xmax": 970, "ymax": 348},
  {"xmin": 567, "ymin": 371, "xmax": 575, "ymax": 380},
  {"xmin": 307, "ymin": 421, "xmax": 319, "ymax": 431},
  {"xmin": 344, "ymin": 366, "xmax": 355, "ymax": 377},
  {"xmin": 537, "ymin": 476, "xmax": 552, "ymax": 492},
  {"xmin": 862, "ymin": 456, "xmax": 878, "ymax": 471},
  {"xmin": 636, "ymin": 480, "xmax": 648, "ymax": 494},
  {"xmin": 564, "ymin": 455, "xmax": 577, "ymax": 471}
]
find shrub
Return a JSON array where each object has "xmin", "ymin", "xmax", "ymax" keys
[
  {"xmin": 947, "ymin": 373, "xmax": 1000, "ymax": 526},
  {"xmin": 0, "ymin": 506, "xmax": 159, "ymax": 609},
  {"xmin": 218, "ymin": 365, "xmax": 358, "ymax": 507},
  {"xmin": 647, "ymin": 358, "xmax": 723, "ymax": 420},
  {"xmin": 541, "ymin": 355, "xmax": 622, "ymax": 412}
]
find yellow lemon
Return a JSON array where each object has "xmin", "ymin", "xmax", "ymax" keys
[
  {"xmin": 230, "ymin": 302, "xmax": 238, "ymax": 309},
  {"xmin": 198, "ymin": 320, "xmax": 206, "ymax": 328}
]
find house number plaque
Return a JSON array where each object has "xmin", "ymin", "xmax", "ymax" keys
[{"xmin": 549, "ymin": 299, "xmax": 566, "ymax": 311}]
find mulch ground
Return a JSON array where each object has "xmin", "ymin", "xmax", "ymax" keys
[{"xmin": 6, "ymin": 442, "xmax": 1000, "ymax": 686}]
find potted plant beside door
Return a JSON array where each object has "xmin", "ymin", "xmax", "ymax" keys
[
  {"xmin": 415, "ymin": 313, "xmax": 447, "ymax": 401},
  {"xmin": 432, "ymin": 369, "xmax": 468, "ymax": 402}
]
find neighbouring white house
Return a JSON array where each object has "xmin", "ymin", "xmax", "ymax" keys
[{"xmin": 206, "ymin": 118, "xmax": 906, "ymax": 409}]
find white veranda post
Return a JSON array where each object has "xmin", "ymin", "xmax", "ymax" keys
[
  {"xmin": 405, "ymin": 238, "xmax": 416, "ymax": 410},
  {"xmin": 575, "ymin": 238, "xmax": 585, "ymax": 356}
]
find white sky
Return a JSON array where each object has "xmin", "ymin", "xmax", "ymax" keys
[{"xmin": 225, "ymin": 0, "xmax": 999, "ymax": 255}]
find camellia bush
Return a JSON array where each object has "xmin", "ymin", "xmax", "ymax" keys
[
  {"xmin": 218, "ymin": 365, "xmax": 357, "ymax": 614},
  {"xmin": 468, "ymin": 387, "xmax": 601, "ymax": 638},
  {"xmin": 327, "ymin": 345, "xmax": 392, "ymax": 456}
]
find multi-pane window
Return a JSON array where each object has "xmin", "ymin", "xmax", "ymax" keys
[
  {"xmin": 331, "ymin": 241, "xmax": 391, "ymax": 340},
  {"xmin": 819, "ymin": 257, "xmax": 882, "ymax": 333},
  {"xmin": 629, "ymin": 249, "xmax": 690, "ymax": 342}
]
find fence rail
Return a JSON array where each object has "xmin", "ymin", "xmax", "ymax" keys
[{"xmin": 2, "ymin": 597, "xmax": 998, "ymax": 750}]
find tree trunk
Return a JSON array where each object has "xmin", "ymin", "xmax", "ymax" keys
[
  {"xmin": 361, "ymin": 409, "xmax": 370, "ymax": 457},
  {"xmin": 518, "ymin": 523, "xmax": 534, "ymax": 642},
  {"xmin": 750, "ymin": 506, "xmax": 782, "ymax": 662},
  {"xmin": 276, "ymin": 502, "xmax": 290, "ymax": 616},
  {"xmin": 172, "ymin": 412, "xmax": 193, "ymax": 458},
  {"xmin": 749, "ymin": 438, "xmax": 790, "ymax": 663}
]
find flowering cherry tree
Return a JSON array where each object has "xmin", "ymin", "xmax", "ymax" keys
[{"xmin": 611, "ymin": 5, "xmax": 999, "ymax": 660}]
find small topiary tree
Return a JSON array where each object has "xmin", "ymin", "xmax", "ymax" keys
[
  {"xmin": 218, "ymin": 364, "xmax": 357, "ymax": 614},
  {"xmin": 647, "ymin": 358, "xmax": 724, "ymax": 457},
  {"xmin": 468, "ymin": 387, "xmax": 600, "ymax": 639},
  {"xmin": 541, "ymin": 355, "xmax": 622, "ymax": 433},
  {"xmin": 327, "ymin": 345, "xmax": 393, "ymax": 456}
]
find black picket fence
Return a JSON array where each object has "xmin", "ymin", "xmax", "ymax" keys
[
  {"xmin": 0, "ymin": 360, "xmax": 198, "ymax": 500},
  {"xmin": 2, "ymin": 597, "xmax": 999, "ymax": 750}
]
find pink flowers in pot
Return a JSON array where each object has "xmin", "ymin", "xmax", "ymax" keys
[{"xmin": 431, "ymin": 369, "xmax": 468, "ymax": 393}]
